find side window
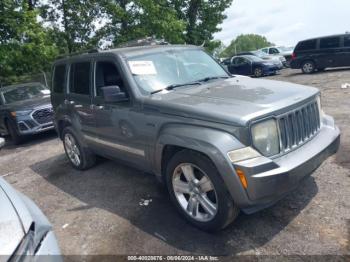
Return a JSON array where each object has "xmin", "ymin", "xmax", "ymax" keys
[
  {"xmin": 320, "ymin": 37, "xmax": 340, "ymax": 49},
  {"xmin": 69, "ymin": 62, "xmax": 91, "ymax": 95},
  {"xmin": 296, "ymin": 39, "xmax": 317, "ymax": 51},
  {"xmin": 343, "ymin": 35, "xmax": 350, "ymax": 47},
  {"xmin": 269, "ymin": 48, "xmax": 279, "ymax": 54},
  {"xmin": 261, "ymin": 48, "xmax": 268, "ymax": 54},
  {"xmin": 95, "ymin": 61, "xmax": 125, "ymax": 97},
  {"xmin": 53, "ymin": 64, "xmax": 66, "ymax": 93}
]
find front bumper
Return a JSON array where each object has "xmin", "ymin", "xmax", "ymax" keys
[
  {"xmin": 15, "ymin": 107, "xmax": 54, "ymax": 135},
  {"xmin": 233, "ymin": 115, "xmax": 340, "ymax": 213}
]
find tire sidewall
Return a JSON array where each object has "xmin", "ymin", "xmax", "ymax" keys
[
  {"xmin": 165, "ymin": 150, "xmax": 237, "ymax": 231},
  {"xmin": 6, "ymin": 119, "xmax": 22, "ymax": 144},
  {"xmin": 62, "ymin": 127, "xmax": 89, "ymax": 170}
]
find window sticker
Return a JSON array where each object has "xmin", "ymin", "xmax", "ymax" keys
[{"xmin": 128, "ymin": 61, "xmax": 157, "ymax": 75}]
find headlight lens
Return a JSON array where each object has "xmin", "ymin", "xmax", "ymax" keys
[
  {"xmin": 12, "ymin": 110, "xmax": 32, "ymax": 117},
  {"xmin": 251, "ymin": 119, "xmax": 280, "ymax": 156}
]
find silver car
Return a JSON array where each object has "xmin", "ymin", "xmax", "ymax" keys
[{"xmin": 0, "ymin": 177, "xmax": 61, "ymax": 261}]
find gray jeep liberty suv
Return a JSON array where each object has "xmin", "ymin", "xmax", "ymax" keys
[{"xmin": 51, "ymin": 45, "xmax": 340, "ymax": 231}]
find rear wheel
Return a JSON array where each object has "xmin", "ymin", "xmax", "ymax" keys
[
  {"xmin": 254, "ymin": 67, "xmax": 263, "ymax": 77},
  {"xmin": 62, "ymin": 127, "xmax": 96, "ymax": 170},
  {"xmin": 301, "ymin": 60, "xmax": 315, "ymax": 74},
  {"xmin": 6, "ymin": 119, "xmax": 22, "ymax": 144},
  {"xmin": 165, "ymin": 150, "xmax": 239, "ymax": 232}
]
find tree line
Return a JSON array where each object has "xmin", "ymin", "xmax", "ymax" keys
[{"xmin": 0, "ymin": 0, "xmax": 233, "ymax": 85}]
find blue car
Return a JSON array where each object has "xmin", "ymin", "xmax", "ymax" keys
[{"xmin": 223, "ymin": 55, "xmax": 280, "ymax": 77}]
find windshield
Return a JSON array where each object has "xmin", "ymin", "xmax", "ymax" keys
[
  {"xmin": 127, "ymin": 49, "xmax": 228, "ymax": 93},
  {"xmin": 2, "ymin": 85, "xmax": 50, "ymax": 104}
]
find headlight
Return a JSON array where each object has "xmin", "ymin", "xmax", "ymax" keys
[
  {"xmin": 251, "ymin": 119, "xmax": 280, "ymax": 156},
  {"xmin": 11, "ymin": 110, "xmax": 32, "ymax": 117}
]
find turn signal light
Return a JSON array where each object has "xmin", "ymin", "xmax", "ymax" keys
[{"xmin": 236, "ymin": 168, "xmax": 248, "ymax": 189}]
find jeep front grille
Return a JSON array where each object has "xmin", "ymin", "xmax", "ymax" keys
[
  {"xmin": 32, "ymin": 107, "xmax": 54, "ymax": 124},
  {"xmin": 278, "ymin": 100, "xmax": 320, "ymax": 152}
]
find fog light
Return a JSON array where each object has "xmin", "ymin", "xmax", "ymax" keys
[{"xmin": 236, "ymin": 168, "xmax": 248, "ymax": 189}]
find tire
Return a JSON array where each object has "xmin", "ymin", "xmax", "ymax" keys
[
  {"xmin": 6, "ymin": 119, "xmax": 22, "ymax": 144},
  {"xmin": 253, "ymin": 67, "xmax": 263, "ymax": 77},
  {"xmin": 301, "ymin": 60, "xmax": 316, "ymax": 74},
  {"xmin": 165, "ymin": 150, "xmax": 239, "ymax": 232},
  {"xmin": 62, "ymin": 126, "xmax": 96, "ymax": 170}
]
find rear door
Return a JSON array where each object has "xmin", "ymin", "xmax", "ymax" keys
[
  {"xmin": 341, "ymin": 35, "xmax": 350, "ymax": 67},
  {"xmin": 66, "ymin": 60, "xmax": 96, "ymax": 139},
  {"xmin": 318, "ymin": 36, "xmax": 342, "ymax": 68}
]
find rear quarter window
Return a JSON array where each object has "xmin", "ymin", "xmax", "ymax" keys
[
  {"xmin": 320, "ymin": 37, "xmax": 340, "ymax": 49},
  {"xmin": 295, "ymin": 39, "xmax": 317, "ymax": 51},
  {"xmin": 53, "ymin": 64, "xmax": 67, "ymax": 93}
]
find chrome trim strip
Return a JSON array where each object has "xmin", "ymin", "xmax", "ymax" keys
[{"xmin": 84, "ymin": 135, "xmax": 145, "ymax": 157}]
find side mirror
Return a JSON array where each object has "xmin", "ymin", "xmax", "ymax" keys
[{"xmin": 101, "ymin": 85, "xmax": 128, "ymax": 103}]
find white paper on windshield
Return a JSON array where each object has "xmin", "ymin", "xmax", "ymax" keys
[
  {"xmin": 128, "ymin": 61, "xmax": 157, "ymax": 75},
  {"xmin": 41, "ymin": 89, "xmax": 51, "ymax": 95}
]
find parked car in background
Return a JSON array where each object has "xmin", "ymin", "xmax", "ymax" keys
[
  {"xmin": 238, "ymin": 50, "xmax": 285, "ymax": 68},
  {"xmin": 51, "ymin": 45, "xmax": 339, "ymax": 231},
  {"xmin": 261, "ymin": 46, "xmax": 294, "ymax": 66},
  {"xmin": 290, "ymin": 34, "xmax": 350, "ymax": 74},
  {"xmin": 224, "ymin": 55, "xmax": 280, "ymax": 77},
  {"xmin": 0, "ymin": 137, "xmax": 4, "ymax": 148},
  {"xmin": 0, "ymin": 82, "xmax": 54, "ymax": 144},
  {"xmin": 0, "ymin": 177, "xmax": 61, "ymax": 260}
]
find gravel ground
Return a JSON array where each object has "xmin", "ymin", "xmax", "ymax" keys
[{"xmin": 0, "ymin": 68, "xmax": 349, "ymax": 256}]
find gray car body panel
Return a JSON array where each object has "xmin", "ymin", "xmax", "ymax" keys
[
  {"xmin": 0, "ymin": 178, "xmax": 61, "ymax": 258},
  {"xmin": 52, "ymin": 45, "xmax": 340, "ymax": 212}
]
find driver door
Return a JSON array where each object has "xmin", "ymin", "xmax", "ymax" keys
[{"xmin": 89, "ymin": 58, "xmax": 149, "ymax": 169}]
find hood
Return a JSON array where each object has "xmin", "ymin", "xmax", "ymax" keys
[
  {"xmin": 0, "ymin": 178, "xmax": 51, "ymax": 256},
  {"xmin": 5, "ymin": 96, "xmax": 51, "ymax": 111},
  {"xmin": 145, "ymin": 76, "xmax": 319, "ymax": 126}
]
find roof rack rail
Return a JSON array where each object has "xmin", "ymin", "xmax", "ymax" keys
[
  {"xmin": 119, "ymin": 37, "xmax": 169, "ymax": 48},
  {"xmin": 56, "ymin": 48, "xmax": 100, "ymax": 59}
]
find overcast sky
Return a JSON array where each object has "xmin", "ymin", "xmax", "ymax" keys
[{"xmin": 214, "ymin": 0, "xmax": 350, "ymax": 47}]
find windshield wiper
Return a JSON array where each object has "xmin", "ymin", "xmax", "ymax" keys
[
  {"xmin": 151, "ymin": 81, "xmax": 201, "ymax": 94},
  {"xmin": 196, "ymin": 75, "xmax": 230, "ymax": 83}
]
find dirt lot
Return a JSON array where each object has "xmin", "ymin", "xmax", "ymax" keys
[{"xmin": 1, "ymin": 68, "xmax": 349, "ymax": 256}]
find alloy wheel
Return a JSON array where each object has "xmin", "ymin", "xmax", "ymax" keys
[
  {"xmin": 172, "ymin": 163, "xmax": 218, "ymax": 222},
  {"xmin": 64, "ymin": 133, "xmax": 81, "ymax": 167},
  {"xmin": 303, "ymin": 62, "xmax": 314, "ymax": 73}
]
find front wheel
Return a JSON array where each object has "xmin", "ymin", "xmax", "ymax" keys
[
  {"xmin": 165, "ymin": 150, "xmax": 239, "ymax": 232},
  {"xmin": 6, "ymin": 119, "xmax": 22, "ymax": 144}
]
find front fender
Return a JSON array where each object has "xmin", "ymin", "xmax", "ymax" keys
[{"xmin": 155, "ymin": 124, "xmax": 250, "ymax": 206}]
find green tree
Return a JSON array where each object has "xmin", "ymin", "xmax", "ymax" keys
[
  {"xmin": 0, "ymin": 0, "xmax": 58, "ymax": 85},
  {"xmin": 221, "ymin": 34, "xmax": 274, "ymax": 57},
  {"xmin": 170, "ymin": 0, "xmax": 233, "ymax": 45},
  {"xmin": 97, "ymin": 0, "xmax": 185, "ymax": 46},
  {"xmin": 40, "ymin": 0, "xmax": 104, "ymax": 53}
]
